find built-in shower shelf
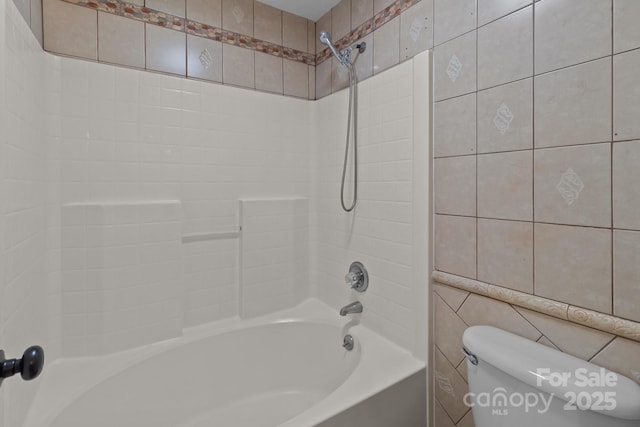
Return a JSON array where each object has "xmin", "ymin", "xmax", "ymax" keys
[{"xmin": 181, "ymin": 229, "xmax": 242, "ymax": 243}]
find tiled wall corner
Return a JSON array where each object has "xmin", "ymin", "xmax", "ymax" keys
[
  {"xmin": 10, "ymin": 0, "xmax": 43, "ymax": 45},
  {"xmin": 433, "ymin": 1, "xmax": 640, "ymax": 426},
  {"xmin": 315, "ymin": 0, "xmax": 433, "ymax": 99}
]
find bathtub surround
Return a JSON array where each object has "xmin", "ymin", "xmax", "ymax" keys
[
  {"xmin": 1, "ymin": 0, "xmax": 430, "ymax": 424},
  {"xmin": 40, "ymin": 0, "xmax": 433, "ymax": 99},
  {"xmin": 432, "ymin": 1, "xmax": 640, "ymax": 426}
]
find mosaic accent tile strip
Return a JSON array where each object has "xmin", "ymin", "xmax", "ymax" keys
[
  {"xmin": 62, "ymin": 0, "xmax": 315, "ymax": 65},
  {"xmin": 432, "ymin": 271, "xmax": 640, "ymax": 343},
  {"xmin": 62, "ymin": 0, "xmax": 422, "ymax": 67},
  {"xmin": 316, "ymin": 0, "xmax": 423, "ymax": 65}
]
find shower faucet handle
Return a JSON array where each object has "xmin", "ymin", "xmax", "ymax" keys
[
  {"xmin": 0, "ymin": 346, "xmax": 45, "ymax": 388},
  {"xmin": 344, "ymin": 262, "xmax": 369, "ymax": 292}
]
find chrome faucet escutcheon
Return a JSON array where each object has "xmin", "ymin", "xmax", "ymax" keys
[{"xmin": 339, "ymin": 301, "xmax": 363, "ymax": 316}]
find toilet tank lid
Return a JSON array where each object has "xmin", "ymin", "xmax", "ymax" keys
[{"xmin": 463, "ymin": 325, "xmax": 640, "ymax": 420}]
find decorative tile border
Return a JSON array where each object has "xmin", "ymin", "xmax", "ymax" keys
[
  {"xmin": 61, "ymin": 0, "xmax": 316, "ymax": 65},
  {"xmin": 62, "ymin": 0, "xmax": 423, "ymax": 67},
  {"xmin": 432, "ymin": 271, "xmax": 640, "ymax": 342},
  {"xmin": 315, "ymin": 0, "xmax": 423, "ymax": 65}
]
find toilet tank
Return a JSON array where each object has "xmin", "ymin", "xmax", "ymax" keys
[{"xmin": 462, "ymin": 326, "xmax": 640, "ymax": 427}]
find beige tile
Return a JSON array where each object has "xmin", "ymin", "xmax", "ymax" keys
[
  {"xmin": 255, "ymin": 52, "xmax": 284, "ymax": 94},
  {"xmin": 187, "ymin": 34, "xmax": 222, "ymax": 82},
  {"xmin": 145, "ymin": 24, "xmax": 186, "ymax": 76},
  {"xmin": 614, "ymin": 49, "xmax": 640, "ymax": 141},
  {"xmin": 316, "ymin": 10, "xmax": 332, "ymax": 55},
  {"xmin": 457, "ymin": 294, "xmax": 542, "ymax": 341},
  {"xmin": 534, "ymin": 143, "xmax": 611, "ymax": 227},
  {"xmin": 308, "ymin": 65, "xmax": 315, "ymax": 100},
  {"xmin": 254, "ymin": 1, "xmax": 281, "ymax": 45},
  {"xmin": 373, "ymin": 0, "xmax": 394, "ymax": 15},
  {"xmin": 478, "ymin": 0, "xmax": 531, "ymax": 26},
  {"xmin": 283, "ymin": 59, "xmax": 308, "ymax": 98},
  {"xmin": 435, "ymin": 215, "xmax": 476, "ymax": 279},
  {"xmin": 534, "ymin": 0, "xmax": 611, "ymax": 74},
  {"xmin": 307, "ymin": 19, "xmax": 316, "ymax": 54},
  {"xmin": 146, "ymin": 0, "xmax": 185, "ymax": 16},
  {"xmin": 316, "ymin": 58, "xmax": 332, "ymax": 99},
  {"xmin": 352, "ymin": 0, "xmax": 373, "ymax": 29},
  {"xmin": 255, "ymin": 51, "xmax": 282, "ymax": 94},
  {"xmin": 614, "ymin": 0, "xmax": 640, "ymax": 53},
  {"xmin": 477, "ymin": 6, "xmax": 532, "ymax": 90},
  {"xmin": 331, "ymin": 57, "xmax": 349, "ymax": 93},
  {"xmin": 434, "ymin": 0, "xmax": 476, "ymax": 45},
  {"xmin": 535, "ymin": 58, "xmax": 612, "ymax": 148},
  {"xmin": 477, "ymin": 150, "xmax": 533, "ymax": 221},
  {"xmin": 537, "ymin": 335, "xmax": 560, "ymax": 350},
  {"xmin": 516, "ymin": 307, "xmax": 614, "ymax": 360},
  {"xmin": 456, "ymin": 358, "xmax": 468, "ymax": 383},
  {"xmin": 613, "ymin": 141, "xmax": 640, "ymax": 229},
  {"xmin": 400, "ymin": 0, "xmax": 434, "ymax": 61},
  {"xmin": 222, "ymin": 0, "xmax": 253, "ymax": 35},
  {"xmin": 478, "ymin": 219, "xmax": 533, "ymax": 293},
  {"xmin": 435, "ymin": 348, "xmax": 470, "ymax": 424},
  {"xmin": 434, "ymin": 399, "xmax": 457, "ymax": 427},
  {"xmin": 478, "ymin": 78, "xmax": 532, "ymax": 153},
  {"xmin": 332, "ymin": 0, "xmax": 351, "ymax": 40},
  {"xmin": 222, "ymin": 44, "xmax": 254, "ymax": 88},
  {"xmin": 354, "ymin": 33, "xmax": 374, "ymax": 81},
  {"xmin": 43, "ymin": 0, "xmax": 97, "ymax": 59},
  {"xmin": 373, "ymin": 16, "xmax": 400, "ymax": 74},
  {"xmin": 98, "ymin": 13, "xmax": 145, "ymax": 69},
  {"xmin": 434, "ymin": 30, "xmax": 476, "ymax": 101},
  {"xmin": 283, "ymin": 12, "xmax": 307, "ymax": 52},
  {"xmin": 434, "ymin": 283, "xmax": 470, "ymax": 312},
  {"xmin": 434, "ymin": 156, "xmax": 476, "ymax": 216},
  {"xmin": 434, "ymin": 293, "xmax": 468, "ymax": 367},
  {"xmin": 534, "ymin": 223, "xmax": 612, "ymax": 313},
  {"xmin": 614, "ymin": 230, "xmax": 640, "ymax": 322},
  {"xmin": 590, "ymin": 337, "xmax": 640, "ymax": 383},
  {"xmin": 434, "ymin": 93, "xmax": 476, "ymax": 157},
  {"xmin": 186, "ymin": 0, "xmax": 221, "ymax": 27},
  {"xmin": 457, "ymin": 410, "xmax": 475, "ymax": 427}
]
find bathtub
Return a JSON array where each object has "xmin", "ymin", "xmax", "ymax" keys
[{"xmin": 25, "ymin": 299, "xmax": 426, "ymax": 427}]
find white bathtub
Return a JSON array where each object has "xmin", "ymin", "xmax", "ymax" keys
[{"xmin": 25, "ymin": 299, "xmax": 426, "ymax": 427}]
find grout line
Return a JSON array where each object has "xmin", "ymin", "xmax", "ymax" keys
[{"xmin": 532, "ymin": 0, "xmax": 536, "ymax": 296}]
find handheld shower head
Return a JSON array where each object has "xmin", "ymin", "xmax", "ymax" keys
[{"xmin": 319, "ymin": 31, "xmax": 346, "ymax": 65}]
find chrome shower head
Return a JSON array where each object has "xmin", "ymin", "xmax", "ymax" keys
[{"xmin": 319, "ymin": 31, "xmax": 346, "ymax": 65}]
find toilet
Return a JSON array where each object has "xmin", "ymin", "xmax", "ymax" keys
[{"xmin": 462, "ymin": 326, "xmax": 640, "ymax": 427}]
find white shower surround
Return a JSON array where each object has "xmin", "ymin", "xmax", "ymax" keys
[{"xmin": 0, "ymin": 0, "xmax": 431, "ymax": 423}]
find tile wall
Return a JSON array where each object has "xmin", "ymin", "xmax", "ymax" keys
[
  {"xmin": 0, "ymin": 1, "xmax": 49, "ymax": 426},
  {"xmin": 432, "ymin": 1, "xmax": 640, "ymax": 426},
  {"xmin": 312, "ymin": 53, "xmax": 430, "ymax": 358},
  {"xmin": 40, "ymin": 0, "xmax": 433, "ymax": 99}
]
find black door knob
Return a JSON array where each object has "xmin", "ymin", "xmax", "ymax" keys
[
  {"xmin": 20, "ymin": 346, "xmax": 45, "ymax": 381},
  {"xmin": 0, "ymin": 346, "xmax": 45, "ymax": 387}
]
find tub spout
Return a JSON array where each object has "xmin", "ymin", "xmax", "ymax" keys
[{"xmin": 339, "ymin": 301, "xmax": 363, "ymax": 316}]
